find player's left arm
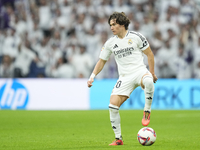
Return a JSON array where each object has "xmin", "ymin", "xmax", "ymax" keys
[{"xmin": 143, "ymin": 46, "xmax": 158, "ymax": 83}]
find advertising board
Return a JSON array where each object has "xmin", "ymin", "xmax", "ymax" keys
[
  {"xmin": 0, "ymin": 79, "xmax": 89, "ymax": 110},
  {"xmin": 90, "ymin": 79, "xmax": 200, "ymax": 110}
]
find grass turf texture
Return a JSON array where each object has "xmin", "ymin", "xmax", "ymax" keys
[{"xmin": 0, "ymin": 110, "xmax": 199, "ymax": 150}]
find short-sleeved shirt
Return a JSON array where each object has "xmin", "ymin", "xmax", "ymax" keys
[{"xmin": 99, "ymin": 31, "xmax": 149, "ymax": 76}]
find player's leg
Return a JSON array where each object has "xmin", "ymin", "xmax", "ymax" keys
[
  {"xmin": 109, "ymin": 95, "xmax": 128, "ymax": 145},
  {"xmin": 109, "ymin": 75, "xmax": 134, "ymax": 145},
  {"xmin": 141, "ymin": 73, "xmax": 154, "ymax": 126},
  {"xmin": 141, "ymin": 73, "xmax": 154, "ymax": 111}
]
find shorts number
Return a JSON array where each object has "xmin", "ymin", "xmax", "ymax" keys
[{"xmin": 116, "ymin": 81, "xmax": 122, "ymax": 88}]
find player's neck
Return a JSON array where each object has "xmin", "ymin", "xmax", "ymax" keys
[{"xmin": 117, "ymin": 30, "xmax": 128, "ymax": 39}]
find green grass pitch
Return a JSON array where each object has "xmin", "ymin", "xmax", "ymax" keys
[{"xmin": 0, "ymin": 110, "xmax": 199, "ymax": 150}]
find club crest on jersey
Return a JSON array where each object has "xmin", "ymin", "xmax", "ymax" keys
[{"xmin": 128, "ymin": 39, "xmax": 133, "ymax": 45}]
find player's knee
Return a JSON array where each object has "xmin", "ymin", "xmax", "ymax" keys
[
  {"xmin": 143, "ymin": 76, "xmax": 154, "ymax": 92},
  {"xmin": 110, "ymin": 95, "xmax": 126, "ymax": 107}
]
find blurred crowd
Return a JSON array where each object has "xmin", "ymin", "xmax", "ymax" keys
[{"xmin": 0, "ymin": 0, "xmax": 200, "ymax": 79}]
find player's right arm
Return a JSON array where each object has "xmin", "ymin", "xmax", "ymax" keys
[
  {"xmin": 87, "ymin": 59, "xmax": 107, "ymax": 88},
  {"xmin": 88, "ymin": 38, "xmax": 112, "ymax": 88}
]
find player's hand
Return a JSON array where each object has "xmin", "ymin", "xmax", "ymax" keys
[
  {"xmin": 87, "ymin": 78, "xmax": 94, "ymax": 88},
  {"xmin": 152, "ymin": 74, "xmax": 158, "ymax": 83}
]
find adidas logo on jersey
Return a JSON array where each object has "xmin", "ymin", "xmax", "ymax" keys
[{"xmin": 113, "ymin": 44, "xmax": 118, "ymax": 49}]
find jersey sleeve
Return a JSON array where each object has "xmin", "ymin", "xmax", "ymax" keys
[
  {"xmin": 136, "ymin": 32, "xmax": 149, "ymax": 51},
  {"xmin": 99, "ymin": 40, "xmax": 112, "ymax": 61}
]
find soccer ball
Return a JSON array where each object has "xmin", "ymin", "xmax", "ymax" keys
[{"xmin": 137, "ymin": 127, "xmax": 156, "ymax": 146}]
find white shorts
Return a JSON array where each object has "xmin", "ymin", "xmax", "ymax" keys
[{"xmin": 111, "ymin": 69, "xmax": 152, "ymax": 98}]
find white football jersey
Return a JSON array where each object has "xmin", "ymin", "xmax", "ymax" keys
[{"xmin": 99, "ymin": 31, "xmax": 149, "ymax": 76}]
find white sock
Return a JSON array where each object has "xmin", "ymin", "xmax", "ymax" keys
[
  {"xmin": 143, "ymin": 76, "xmax": 154, "ymax": 112},
  {"xmin": 109, "ymin": 104, "xmax": 122, "ymax": 139}
]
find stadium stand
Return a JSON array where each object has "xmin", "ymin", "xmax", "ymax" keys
[{"xmin": 0, "ymin": 0, "xmax": 200, "ymax": 79}]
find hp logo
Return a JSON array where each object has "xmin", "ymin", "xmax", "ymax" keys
[{"xmin": 0, "ymin": 80, "xmax": 29, "ymax": 109}]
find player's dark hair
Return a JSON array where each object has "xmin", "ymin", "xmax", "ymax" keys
[{"xmin": 108, "ymin": 12, "xmax": 130, "ymax": 30}]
